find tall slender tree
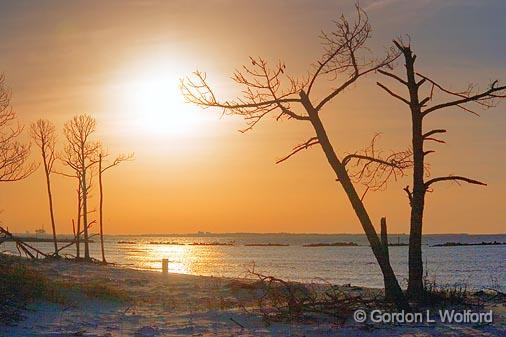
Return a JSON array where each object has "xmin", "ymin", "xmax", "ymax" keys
[
  {"xmin": 182, "ymin": 6, "xmax": 411, "ymax": 309},
  {"xmin": 54, "ymin": 164, "xmax": 82, "ymax": 258},
  {"xmin": 30, "ymin": 119, "xmax": 58, "ymax": 255},
  {"xmin": 97, "ymin": 150, "xmax": 133, "ymax": 263},
  {"xmin": 62, "ymin": 114, "xmax": 100, "ymax": 260},
  {"xmin": 0, "ymin": 74, "xmax": 37, "ymax": 183},
  {"xmin": 377, "ymin": 39, "xmax": 506, "ymax": 300}
]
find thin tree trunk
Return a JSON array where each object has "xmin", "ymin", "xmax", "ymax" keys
[
  {"xmin": 402, "ymin": 48, "xmax": 426, "ymax": 299},
  {"xmin": 99, "ymin": 154, "xmax": 106, "ymax": 263},
  {"xmin": 76, "ymin": 180, "xmax": 81, "ymax": 258},
  {"xmin": 41, "ymin": 147, "xmax": 58, "ymax": 255},
  {"xmin": 81, "ymin": 153, "xmax": 90, "ymax": 260},
  {"xmin": 300, "ymin": 91, "xmax": 409, "ymax": 310}
]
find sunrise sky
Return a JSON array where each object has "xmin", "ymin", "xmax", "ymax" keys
[{"xmin": 0, "ymin": 0, "xmax": 505, "ymax": 234}]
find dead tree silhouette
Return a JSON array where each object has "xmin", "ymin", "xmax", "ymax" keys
[
  {"xmin": 0, "ymin": 74, "xmax": 37, "ymax": 183},
  {"xmin": 55, "ymin": 159, "xmax": 93, "ymax": 259},
  {"xmin": 30, "ymin": 119, "xmax": 58, "ymax": 255},
  {"xmin": 377, "ymin": 39, "xmax": 506, "ymax": 301},
  {"xmin": 62, "ymin": 114, "xmax": 100, "ymax": 261},
  {"xmin": 182, "ymin": 6, "xmax": 411, "ymax": 310},
  {"xmin": 97, "ymin": 149, "xmax": 133, "ymax": 263}
]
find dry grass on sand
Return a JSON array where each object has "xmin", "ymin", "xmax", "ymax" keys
[{"xmin": 1, "ymin": 254, "xmax": 505, "ymax": 337}]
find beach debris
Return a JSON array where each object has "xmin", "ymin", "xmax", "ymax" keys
[
  {"xmin": 247, "ymin": 268, "xmax": 388, "ymax": 324},
  {"xmin": 0, "ymin": 226, "xmax": 50, "ymax": 259}
]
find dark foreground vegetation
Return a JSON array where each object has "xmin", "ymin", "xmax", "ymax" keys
[{"xmin": 0, "ymin": 254, "xmax": 128, "ymax": 326}]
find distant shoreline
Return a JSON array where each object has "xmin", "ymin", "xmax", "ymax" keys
[{"xmin": 12, "ymin": 232, "xmax": 506, "ymax": 237}]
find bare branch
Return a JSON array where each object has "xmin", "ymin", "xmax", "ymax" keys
[
  {"xmin": 0, "ymin": 74, "xmax": 38, "ymax": 182},
  {"xmin": 424, "ymin": 137, "xmax": 445, "ymax": 144},
  {"xmin": 342, "ymin": 134, "xmax": 413, "ymax": 192},
  {"xmin": 376, "ymin": 82, "xmax": 410, "ymax": 105},
  {"xmin": 316, "ymin": 52, "xmax": 399, "ymax": 111},
  {"xmin": 419, "ymin": 73, "xmax": 506, "ymax": 117},
  {"xmin": 182, "ymin": 5, "xmax": 399, "ymax": 133},
  {"xmin": 377, "ymin": 69, "xmax": 407, "ymax": 85},
  {"xmin": 61, "ymin": 114, "xmax": 99, "ymax": 260},
  {"xmin": 181, "ymin": 61, "xmax": 308, "ymax": 133},
  {"xmin": 425, "ymin": 175, "xmax": 487, "ymax": 189},
  {"xmin": 403, "ymin": 185, "xmax": 413, "ymax": 206},
  {"xmin": 276, "ymin": 137, "xmax": 319, "ymax": 164},
  {"xmin": 30, "ymin": 119, "xmax": 57, "ymax": 172},
  {"xmin": 422, "ymin": 129, "xmax": 446, "ymax": 139}
]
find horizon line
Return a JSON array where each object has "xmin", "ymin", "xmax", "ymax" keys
[{"xmin": 13, "ymin": 231, "xmax": 506, "ymax": 236}]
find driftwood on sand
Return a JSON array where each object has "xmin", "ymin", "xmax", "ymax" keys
[
  {"xmin": 0, "ymin": 226, "xmax": 50, "ymax": 259},
  {"xmin": 0, "ymin": 225, "xmax": 99, "ymax": 261}
]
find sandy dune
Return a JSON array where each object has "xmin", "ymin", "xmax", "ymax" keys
[{"xmin": 2, "ymin": 258, "xmax": 505, "ymax": 337}]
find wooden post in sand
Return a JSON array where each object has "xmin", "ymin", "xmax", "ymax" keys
[{"xmin": 162, "ymin": 258, "xmax": 169, "ymax": 273}]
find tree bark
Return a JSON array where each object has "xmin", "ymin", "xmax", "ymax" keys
[
  {"xmin": 402, "ymin": 46, "xmax": 426, "ymax": 299},
  {"xmin": 41, "ymin": 147, "xmax": 58, "ymax": 255},
  {"xmin": 99, "ymin": 154, "xmax": 106, "ymax": 263},
  {"xmin": 76, "ymin": 180, "xmax": 81, "ymax": 258},
  {"xmin": 380, "ymin": 217, "xmax": 397, "ymax": 300},
  {"xmin": 81, "ymin": 151, "xmax": 90, "ymax": 260},
  {"xmin": 300, "ymin": 91, "xmax": 409, "ymax": 310}
]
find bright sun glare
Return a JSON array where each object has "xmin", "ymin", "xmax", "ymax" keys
[
  {"xmin": 115, "ymin": 62, "xmax": 202, "ymax": 139},
  {"xmin": 131, "ymin": 78, "xmax": 192, "ymax": 135}
]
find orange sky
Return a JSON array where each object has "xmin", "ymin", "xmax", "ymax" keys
[{"xmin": 0, "ymin": 0, "xmax": 505, "ymax": 234}]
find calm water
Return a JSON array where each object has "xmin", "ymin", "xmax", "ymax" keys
[{"xmin": 3, "ymin": 233, "xmax": 505, "ymax": 291}]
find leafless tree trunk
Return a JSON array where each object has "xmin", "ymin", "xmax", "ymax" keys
[
  {"xmin": 80, "ymin": 157, "xmax": 90, "ymax": 259},
  {"xmin": 0, "ymin": 74, "xmax": 37, "ymax": 183},
  {"xmin": 182, "ymin": 6, "xmax": 410, "ymax": 310},
  {"xmin": 76, "ymin": 178, "xmax": 82, "ymax": 258},
  {"xmin": 377, "ymin": 40, "xmax": 506, "ymax": 300},
  {"xmin": 98, "ymin": 155, "xmax": 104, "ymax": 262},
  {"xmin": 30, "ymin": 119, "xmax": 58, "ymax": 255},
  {"xmin": 61, "ymin": 114, "xmax": 100, "ymax": 261},
  {"xmin": 97, "ymin": 151, "xmax": 133, "ymax": 263}
]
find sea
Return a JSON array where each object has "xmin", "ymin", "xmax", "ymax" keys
[{"xmin": 2, "ymin": 233, "xmax": 505, "ymax": 291}]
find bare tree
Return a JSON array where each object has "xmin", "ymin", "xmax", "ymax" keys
[
  {"xmin": 182, "ymin": 6, "xmax": 411, "ymax": 309},
  {"xmin": 377, "ymin": 39, "xmax": 506, "ymax": 300},
  {"xmin": 62, "ymin": 114, "xmax": 100, "ymax": 260},
  {"xmin": 0, "ymin": 74, "xmax": 37, "ymax": 183},
  {"xmin": 97, "ymin": 149, "xmax": 133, "ymax": 263},
  {"xmin": 55, "ymin": 160, "xmax": 81, "ymax": 257},
  {"xmin": 30, "ymin": 119, "xmax": 58, "ymax": 255}
]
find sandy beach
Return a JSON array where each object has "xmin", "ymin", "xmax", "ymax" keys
[{"xmin": 1, "ymin": 255, "xmax": 504, "ymax": 337}]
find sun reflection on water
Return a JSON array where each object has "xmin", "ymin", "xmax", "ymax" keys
[
  {"xmin": 117, "ymin": 240, "xmax": 231, "ymax": 276},
  {"xmin": 140, "ymin": 243, "xmax": 193, "ymax": 274}
]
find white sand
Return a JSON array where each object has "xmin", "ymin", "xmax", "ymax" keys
[{"xmin": 1, "ymin": 258, "xmax": 505, "ymax": 337}]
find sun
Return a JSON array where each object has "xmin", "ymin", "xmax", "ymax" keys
[
  {"xmin": 112, "ymin": 61, "xmax": 203, "ymax": 139},
  {"xmin": 129, "ymin": 76, "xmax": 198, "ymax": 136},
  {"xmin": 130, "ymin": 77, "xmax": 194, "ymax": 136}
]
